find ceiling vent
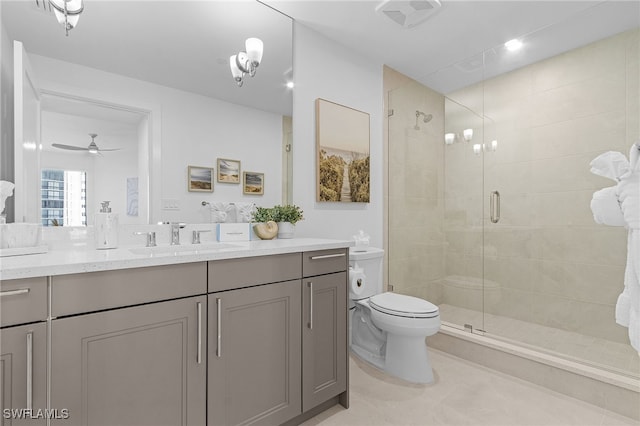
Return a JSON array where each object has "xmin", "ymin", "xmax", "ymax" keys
[{"xmin": 376, "ymin": 0, "xmax": 442, "ymax": 29}]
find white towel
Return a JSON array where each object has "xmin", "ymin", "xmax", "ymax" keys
[
  {"xmin": 210, "ymin": 202, "xmax": 234, "ymax": 223},
  {"xmin": 590, "ymin": 187, "xmax": 625, "ymax": 227},
  {"xmin": 234, "ymin": 202, "xmax": 256, "ymax": 223},
  {"xmin": 616, "ymin": 161, "xmax": 640, "ymax": 230},
  {"xmin": 614, "ymin": 146, "xmax": 640, "ymax": 352},
  {"xmin": 589, "ymin": 151, "xmax": 630, "ymax": 181}
]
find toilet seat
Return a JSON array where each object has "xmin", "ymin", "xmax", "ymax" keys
[{"xmin": 369, "ymin": 292, "xmax": 439, "ymax": 319}]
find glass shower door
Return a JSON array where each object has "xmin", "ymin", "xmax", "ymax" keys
[
  {"xmin": 386, "ymin": 81, "xmax": 450, "ymax": 317},
  {"xmin": 441, "ymin": 95, "xmax": 486, "ymax": 332},
  {"xmin": 479, "ymin": 33, "xmax": 638, "ymax": 376},
  {"xmin": 387, "ymin": 76, "xmax": 490, "ymax": 333}
]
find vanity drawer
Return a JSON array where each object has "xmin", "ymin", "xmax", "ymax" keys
[
  {"xmin": 208, "ymin": 253, "xmax": 301, "ymax": 292},
  {"xmin": 302, "ymin": 248, "xmax": 348, "ymax": 277},
  {"xmin": 1, "ymin": 277, "xmax": 48, "ymax": 327},
  {"xmin": 52, "ymin": 262, "xmax": 206, "ymax": 317}
]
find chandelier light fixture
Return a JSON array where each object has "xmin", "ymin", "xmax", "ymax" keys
[
  {"xmin": 49, "ymin": 0, "xmax": 84, "ymax": 36},
  {"xmin": 230, "ymin": 38, "xmax": 264, "ymax": 87}
]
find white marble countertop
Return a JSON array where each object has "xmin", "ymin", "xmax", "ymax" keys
[{"xmin": 0, "ymin": 238, "xmax": 353, "ymax": 281}]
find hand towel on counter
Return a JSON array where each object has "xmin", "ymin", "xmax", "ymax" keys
[
  {"xmin": 589, "ymin": 151, "xmax": 630, "ymax": 181},
  {"xmin": 590, "ymin": 186, "xmax": 625, "ymax": 227}
]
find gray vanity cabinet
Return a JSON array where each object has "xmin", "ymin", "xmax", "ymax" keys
[
  {"xmin": 0, "ymin": 323, "xmax": 47, "ymax": 426},
  {"xmin": 49, "ymin": 263, "xmax": 207, "ymax": 425},
  {"xmin": 208, "ymin": 280, "xmax": 302, "ymax": 426},
  {"xmin": 301, "ymin": 271, "xmax": 348, "ymax": 412},
  {"xmin": 50, "ymin": 295, "xmax": 207, "ymax": 426},
  {"xmin": 301, "ymin": 250, "xmax": 348, "ymax": 412},
  {"xmin": 1, "ymin": 277, "xmax": 48, "ymax": 426}
]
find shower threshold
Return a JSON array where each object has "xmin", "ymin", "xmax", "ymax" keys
[
  {"xmin": 430, "ymin": 324, "xmax": 640, "ymax": 421},
  {"xmin": 437, "ymin": 303, "xmax": 639, "ymax": 377}
]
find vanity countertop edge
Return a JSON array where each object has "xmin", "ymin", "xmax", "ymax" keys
[{"xmin": 0, "ymin": 238, "xmax": 353, "ymax": 280}]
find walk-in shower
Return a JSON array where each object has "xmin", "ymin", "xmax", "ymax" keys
[{"xmin": 386, "ymin": 25, "xmax": 640, "ymax": 380}]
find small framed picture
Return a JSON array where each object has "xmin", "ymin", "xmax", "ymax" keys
[
  {"xmin": 243, "ymin": 171, "xmax": 264, "ymax": 195},
  {"xmin": 187, "ymin": 166, "xmax": 213, "ymax": 192},
  {"xmin": 217, "ymin": 158, "xmax": 241, "ymax": 184}
]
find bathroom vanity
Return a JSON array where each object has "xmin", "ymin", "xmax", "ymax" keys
[{"xmin": 0, "ymin": 239, "xmax": 350, "ymax": 425}]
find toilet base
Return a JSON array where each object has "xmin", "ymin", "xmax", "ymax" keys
[
  {"xmin": 385, "ymin": 334, "xmax": 435, "ymax": 384},
  {"xmin": 351, "ymin": 344, "xmax": 385, "ymax": 371}
]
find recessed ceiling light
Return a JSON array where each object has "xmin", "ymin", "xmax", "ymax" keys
[
  {"xmin": 286, "ymin": 81, "xmax": 294, "ymax": 89},
  {"xmin": 504, "ymin": 39, "xmax": 523, "ymax": 52}
]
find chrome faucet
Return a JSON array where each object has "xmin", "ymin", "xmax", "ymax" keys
[
  {"xmin": 170, "ymin": 223, "xmax": 186, "ymax": 245},
  {"xmin": 192, "ymin": 229, "xmax": 212, "ymax": 244},
  {"xmin": 133, "ymin": 231, "xmax": 157, "ymax": 247}
]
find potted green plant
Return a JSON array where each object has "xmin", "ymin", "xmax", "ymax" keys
[
  {"xmin": 271, "ymin": 204, "xmax": 304, "ymax": 239},
  {"xmin": 252, "ymin": 206, "xmax": 275, "ymax": 223}
]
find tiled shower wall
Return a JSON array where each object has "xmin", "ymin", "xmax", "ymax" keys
[
  {"xmin": 386, "ymin": 76, "xmax": 446, "ymax": 301},
  {"xmin": 442, "ymin": 29, "xmax": 639, "ymax": 345}
]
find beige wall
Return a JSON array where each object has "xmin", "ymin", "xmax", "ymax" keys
[
  {"xmin": 442, "ymin": 29, "xmax": 639, "ymax": 344},
  {"xmin": 292, "ymin": 23, "xmax": 384, "ymax": 247}
]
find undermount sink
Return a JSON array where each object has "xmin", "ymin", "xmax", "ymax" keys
[
  {"xmin": 128, "ymin": 243, "xmax": 242, "ymax": 256},
  {"xmin": 0, "ymin": 223, "xmax": 47, "ymax": 257}
]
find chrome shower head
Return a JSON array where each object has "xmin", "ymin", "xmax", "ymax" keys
[{"xmin": 414, "ymin": 111, "xmax": 432, "ymax": 129}]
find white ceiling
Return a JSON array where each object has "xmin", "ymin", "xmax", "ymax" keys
[
  {"xmin": 2, "ymin": 0, "xmax": 638, "ymax": 115},
  {"xmin": 265, "ymin": 0, "xmax": 639, "ymax": 93},
  {"xmin": 40, "ymin": 93, "xmax": 144, "ymax": 152}
]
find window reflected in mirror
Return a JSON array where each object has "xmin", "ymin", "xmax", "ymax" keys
[{"xmin": 41, "ymin": 169, "xmax": 87, "ymax": 227}]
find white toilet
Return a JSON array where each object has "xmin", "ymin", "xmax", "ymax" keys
[{"xmin": 349, "ymin": 246, "xmax": 440, "ymax": 384}]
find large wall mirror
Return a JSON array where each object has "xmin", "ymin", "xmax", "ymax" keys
[{"xmin": 1, "ymin": 0, "xmax": 293, "ymax": 225}]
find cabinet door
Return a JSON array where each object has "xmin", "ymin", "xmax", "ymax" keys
[
  {"xmin": 51, "ymin": 296, "xmax": 206, "ymax": 426},
  {"xmin": 302, "ymin": 272, "xmax": 347, "ymax": 412},
  {"xmin": 209, "ymin": 280, "xmax": 301, "ymax": 426},
  {"xmin": 0, "ymin": 323, "xmax": 47, "ymax": 426}
]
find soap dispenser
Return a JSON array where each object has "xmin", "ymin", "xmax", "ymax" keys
[{"xmin": 95, "ymin": 201, "xmax": 118, "ymax": 249}]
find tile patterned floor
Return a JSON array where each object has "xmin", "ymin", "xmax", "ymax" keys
[
  {"xmin": 303, "ymin": 351, "xmax": 639, "ymax": 426},
  {"xmin": 438, "ymin": 304, "xmax": 640, "ymax": 377}
]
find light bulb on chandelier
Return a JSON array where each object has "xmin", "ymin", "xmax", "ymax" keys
[
  {"xmin": 230, "ymin": 38, "xmax": 264, "ymax": 87},
  {"xmin": 49, "ymin": 0, "xmax": 84, "ymax": 36}
]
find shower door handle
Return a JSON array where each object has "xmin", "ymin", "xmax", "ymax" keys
[{"xmin": 490, "ymin": 191, "xmax": 500, "ymax": 223}]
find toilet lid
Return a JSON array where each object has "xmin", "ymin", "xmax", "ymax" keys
[{"xmin": 369, "ymin": 292, "xmax": 439, "ymax": 318}]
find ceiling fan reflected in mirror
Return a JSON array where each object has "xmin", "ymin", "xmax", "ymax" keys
[{"xmin": 52, "ymin": 133, "xmax": 121, "ymax": 155}]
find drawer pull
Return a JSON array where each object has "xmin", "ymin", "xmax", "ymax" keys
[
  {"xmin": 26, "ymin": 331, "xmax": 33, "ymax": 410},
  {"xmin": 216, "ymin": 298, "xmax": 222, "ymax": 358},
  {"xmin": 0, "ymin": 288, "xmax": 30, "ymax": 297},
  {"xmin": 196, "ymin": 302, "xmax": 202, "ymax": 364},
  {"xmin": 308, "ymin": 282, "xmax": 313, "ymax": 330},
  {"xmin": 310, "ymin": 253, "xmax": 345, "ymax": 261}
]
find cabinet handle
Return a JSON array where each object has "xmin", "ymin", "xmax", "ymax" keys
[
  {"xmin": 196, "ymin": 302, "xmax": 202, "ymax": 364},
  {"xmin": 310, "ymin": 253, "xmax": 345, "ymax": 261},
  {"xmin": 216, "ymin": 298, "xmax": 222, "ymax": 358},
  {"xmin": 26, "ymin": 331, "xmax": 33, "ymax": 410},
  {"xmin": 0, "ymin": 288, "xmax": 30, "ymax": 297},
  {"xmin": 490, "ymin": 190, "xmax": 501, "ymax": 223},
  {"xmin": 308, "ymin": 282, "xmax": 313, "ymax": 330}
]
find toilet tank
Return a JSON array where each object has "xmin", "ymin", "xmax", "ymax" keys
[{"xmin": 349, "ymin": 247, "xmax": 384, "ymax": 299}]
